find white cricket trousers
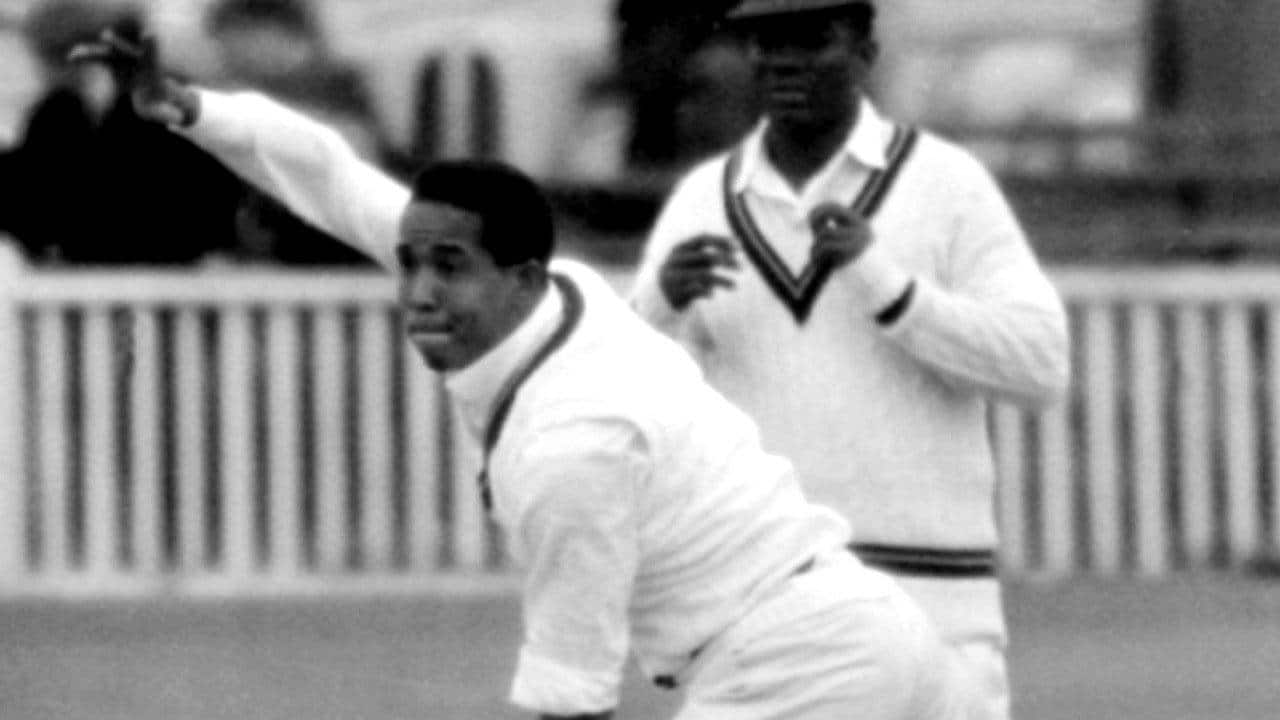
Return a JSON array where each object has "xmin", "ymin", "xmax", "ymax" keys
[
  {"xmin": 893, "ymin": 575, "xmax": 1011, "ymax": 720},
  {"xmin": 674, "ymin": 550, "xmax": 972, "ymax": 720}
]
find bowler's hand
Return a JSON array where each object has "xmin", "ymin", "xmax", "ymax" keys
[
  {"xmin": 808, "ymin": 202, "xmax": 872, "ymax": 270},
  {"xmin": 69, "ymin": 30, "xmax": 199, "ymax": 127},
  {"xmin": 658, "ymin": 235, "xmax": 739, "ymax": 311}
]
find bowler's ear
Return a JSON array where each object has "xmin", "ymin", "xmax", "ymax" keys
[{"xmin": 512, "ymin": 259, "xmax": 549, "ymax": 292}]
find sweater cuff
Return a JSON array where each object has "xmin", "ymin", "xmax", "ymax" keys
[
  {"xmin": 509, "ymin": 646, "xmax": 620, "ymax": 716},
  {"xmin": 846, "ymin": 243, "xmax": 913, "ymax": 319},
  {"xmin": 180, "ymin": 89, "xmax": 252, "ymax": 148}
]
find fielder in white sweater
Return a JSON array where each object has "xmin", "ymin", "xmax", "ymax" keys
[
  {"xmin": 630, "ymin": 71, "xmax": 1069, "ymax": 720},
  {"xmin": 633, "ymin": 101, "xmax": 1069, "ymax": 555}
]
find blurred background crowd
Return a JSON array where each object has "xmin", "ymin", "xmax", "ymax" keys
[{"xmin": 1, "ymin": 0, "xmax": 1278, "ymax": 267}]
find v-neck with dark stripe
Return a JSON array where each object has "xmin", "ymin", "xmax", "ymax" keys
[{"xmin": 722, "ymin": 124, "xmax": 919, "ymax": 324}]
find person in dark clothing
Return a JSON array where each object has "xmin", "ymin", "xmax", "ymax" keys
[
  {"xmin": 0, "ymin": 0, "xmax": 244, "ymax": 265},
  {"xmin": 612, "ymin": 0, "xmax": 756, "ymax": 172}
]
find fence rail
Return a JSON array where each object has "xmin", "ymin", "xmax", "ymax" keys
[{"xmin": 1, "ymin": 245, "xmax": 1278, "ymax": 597}]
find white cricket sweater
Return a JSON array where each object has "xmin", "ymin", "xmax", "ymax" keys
[{"xmin": 631, "ymin": 102, "xmax": 1070, "ymax": 642}]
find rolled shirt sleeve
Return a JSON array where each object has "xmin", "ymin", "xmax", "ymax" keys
[
  {"xmin": 503, "ymin": 415, "xmax": 644, "ymax": 716},
  {"xmin": 511, "ymin": 648, "xmax": 623, "ymax": 716}
]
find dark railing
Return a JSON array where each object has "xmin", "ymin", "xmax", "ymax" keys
[
  {"xmin": 936, "ymin": 116, "xmax": 1280, "ymax": 180},
  {"xmin": 547, "ymin": 117, "xmax": 1280, "ymax": 265}
]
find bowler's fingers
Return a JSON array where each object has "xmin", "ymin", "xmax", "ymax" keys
[
  {"xmin": 65, "ymin": 42, "xmax": 113, "ymax": 65},
  {"xmin": 68, "ymin": 27, "xmax": 144, "ymax": 66}
]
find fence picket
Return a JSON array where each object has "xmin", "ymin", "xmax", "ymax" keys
[
  {"xmin": 1174, "ymin": 308, "xmax": 1213, "ymax": 565},
  {"xmin": 313, "ymin": 308, "xmax": 348, "ymax": 571},
  {"xmin": 1038, "ymin": 401, "xmax": 1074, "ymax": 575},
  {"xmin": 1219, "ymin": 306, "xmax": 1260, "ymax": 563},
  {"xmin": 266, "ymin": 308, "xmax": 304, "ymax": 575},
  {"xmin": 36, "ymin": 308, "xmax": 70, "ymax": 575},
  {"xmin": 128, "ymin": 311, "xmax": 162, "ymax": 574},
  {"xmin": 174, "ymin": 309, "xmax": 207, "ymax": 572},
  {"xmin": 358, "ymin": 308, "xmax": 396, "ymax": 569},
  {"xmin": 1269, "ymin": 307, "xmax": 1280, "ymax": 559},
  {"xmin": 218, "ymin": 307, "xmax": 255, "ymax": 577},
  {"xmin": 404, "ymin": 344, "xmax": 444, "ymax": 572},
  {"xmin": 0, "ymin": 246, "xmax": 25, "ymax": 578},
  {"xmin": 1130, "ymin": 305, "xmax": 1169, "ymax": 574},
  {"xmin": 81, "ymin": 309, "xmax": 117, "ymax": 579},
  {"xmin": 992, "ymin": 403, "xmax": 1027, "ymax": 573},
  {"xmin": 1082, "ymin": 304, "xmax": 1122, "ymax": 573}
]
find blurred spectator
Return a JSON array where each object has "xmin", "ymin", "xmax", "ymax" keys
[
  {"xmin": 0, "ymin": 0, "xmax": 244, "ymax": 265},
  {"xmin": 205, "ymin": 0, "xmax": 385, "ymax": 159},
  {"xmin": 673, "ymin": 30, "xmax": 758, "ymax": 169},
  {"xmin": 611, "ymin": 0, "xmax": 757, "ymax": 173},
  {"xmin": 203, "ymin": 0, "xmax": 385, "ymax": 266}
]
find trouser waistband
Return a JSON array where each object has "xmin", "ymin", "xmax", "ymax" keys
[{"xmin": 850, "ymin": 543, "xmax": 997, "ymax": 578}]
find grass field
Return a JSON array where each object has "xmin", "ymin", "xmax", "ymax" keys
[{"xmin": 2, "ymin": 573, "xmax": 1277, "ymax": 720}]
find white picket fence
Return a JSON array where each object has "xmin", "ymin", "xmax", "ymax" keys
[
  {"xmin": 1, "ymin": 244, "xmax": 1278, "ymax": 597},
  {"xmin": 0, "ymin": 244, "xmax": 497, "ymax": 598},
  {"xmin": 999, "ymin": 265, "xmax": 1280, "ymax": 577}
]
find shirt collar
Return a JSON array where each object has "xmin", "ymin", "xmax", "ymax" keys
[
  {"xmin": 445, "ymin": 283, "xmax": 564, "ymax": 441},
  {"xmin": 733, "ymin": 98, "xmax": 893, "ymax": 194}
]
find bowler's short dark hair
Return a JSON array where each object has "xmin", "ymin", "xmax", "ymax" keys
[{"xmin": 409, "ymin": 160, "xmax": 555, "ymax": 267}]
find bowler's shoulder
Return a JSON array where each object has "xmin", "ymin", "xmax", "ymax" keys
[
  {"xmin": 549, "ymin": 257, "xmax": 631, "ymax": 307},
  {"xmin": 541, "ymin": 261, "xmax": 696, "ymax": 391}
]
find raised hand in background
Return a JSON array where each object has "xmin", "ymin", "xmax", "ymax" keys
[{"xmin": 69, "ymin": 29, "xmax": 200, "ymax": 128}]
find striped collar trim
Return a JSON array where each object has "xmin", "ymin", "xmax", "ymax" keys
[
  {"xmin": 475, "ymin": 273, "xmax": 584, "ymax": 512},
  {"xmin": 722, "ymin": 124, "xmax": 919, "ymax": 324},
  {"xmin": 732, "ymin": 99, "xmax": 894, "ymax": 195}
]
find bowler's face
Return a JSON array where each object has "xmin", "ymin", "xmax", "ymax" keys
[
  {"xmin": 746, "ymin": 17, "xmax": 874, "ymax": 131},
  {"xmin": 397, "ymin": 200, "xmax": 528, "ymax": 372}
]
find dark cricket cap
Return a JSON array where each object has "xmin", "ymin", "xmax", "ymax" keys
[
  {"xmin": 206, "ymin": 0, "xmax": 317, "ymax": 34},
  {"xmin": 726, "ymin": 0, "xmax": 873, "ymax": 21}
]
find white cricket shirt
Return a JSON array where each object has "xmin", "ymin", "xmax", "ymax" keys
[{"xmin": 183, "ymin": 91, "xmax": 858, "ymax": 716}]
